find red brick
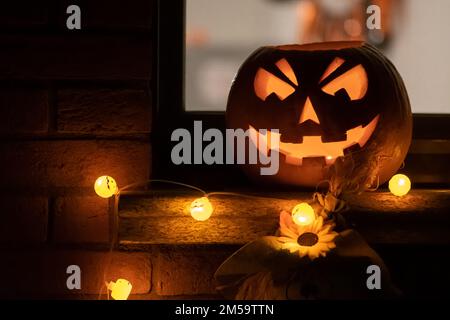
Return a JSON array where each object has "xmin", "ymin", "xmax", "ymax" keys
[
  {"xmin": 0, "ymin": 35, "xmax": 151, "ymax": 80},
  {"xmin": 0, "ymin": 196, "xmax": 48, "ymax": 244},
  {"xmin": 0, "ymin": 250, "xmax": 44, "ymax": 297},
  {"xmin": 0, "ymin": 2, "xmax": 49, "ymax": 28},
  {"xmin": 0, "ymin": 250, "xmax": 152, "ymax": 297},
  {"xmin": 0, "ymin": 88, "xmax": 48, "ymax": 134},
  {"xmin": 156, "ymin": 246, "xmax": 233, "ymax": 296},
  {"xmin": 53, "ymin": 196, "xmax": 109, "ymax": 244},
  {"xmin": 43, "ymin": 250, "xmax": 152, "ymax": 295},
  {"xmin": 0, "ymin": 140, "xmax": 151, "ymax": 189},
  {"xmin": 57, "ymin": 88, "xmax": 151, "ymax": 134}
]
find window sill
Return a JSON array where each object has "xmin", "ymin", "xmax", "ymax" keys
[{"xmin": 117, "ymin": 189, "xmax": 450, "ymax": 248}]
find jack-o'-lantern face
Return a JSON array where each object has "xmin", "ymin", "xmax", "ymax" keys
[
  {"xmin": 251, "ymin": 55, "xmax": 379, "ymax": 166},
  {"xmin": 227, "ymin": 41, "xmax": 412, "ymax": 187}
]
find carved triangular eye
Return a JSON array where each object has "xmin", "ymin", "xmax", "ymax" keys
[
  {"xmin": 254, "ymin": 59, "xmax": 298, "ymax": 101},
  {"xmin": 321, "ymin": 63, "xmax": 368, "ymax": 100},
  {"xmin": 320, "ymin": 57, "xmax": 345, "ymax": 83},
  {"xmin": 275, "ymin": 58, "xmax": 298, "ymax": 86}
]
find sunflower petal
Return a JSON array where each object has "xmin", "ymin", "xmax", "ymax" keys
[
  {"xmin": 318, "ymin": 224, "xmax": 333, "ymax": 235},
  {"xmin": 277, "ymin": 236, "xmax": 295, "ymax": 243},
  {"xmin": 279, "ymin": 211, "xmax": 299, "ymax": 238},
  {"xmin": 329, "ymin": 242, "xmax": 337, "ymax": 249},
  {"xmin": 316, "ymin": 216, "xmax": 324, "ymax": 229},
  {"xmin": 282, "ymin": 242, "xmax": 298, "ymax": 249},
  {"xmin": 320, "ymin": 234, "xmax": 337, "ymax": 242},
  {"xmin": 298, "ymin": 249, "xmax": 307, "ymax": 258}
]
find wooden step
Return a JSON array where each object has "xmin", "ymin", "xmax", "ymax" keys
[{"xmin": 117, "ymin": 189, "xmax": 450, "ymax": 247}]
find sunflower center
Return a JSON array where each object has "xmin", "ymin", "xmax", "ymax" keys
[{"xmin": 297, "ymin": 232, "xmax": 319, "ymax": 247}]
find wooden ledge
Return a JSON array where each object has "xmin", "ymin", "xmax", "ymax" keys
[{"xmin": 118, "ymin": 189, "xmax": 450, "ymax": 246}]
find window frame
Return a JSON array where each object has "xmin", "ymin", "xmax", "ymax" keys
[{"xmin": 152, "ymin": 0, "xmax": 450, "ymax": 185}]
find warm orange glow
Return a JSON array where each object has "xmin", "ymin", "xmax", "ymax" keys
[
  {"xmin": 291, "ymin": 203, "xmax": 316, "ymax": 226},
  {"xmin": 299, "ymin": 97, "xmax": 320, "ymax": 124},
  {"xmin": 319, "ymin": 57, "xmax": 345, "ymax": 83},
  {"xmin": 249, "ymin": 114, "xmax": 379, "ymax": 165},
  {"xmin": 107, "ymin": 279, "xmax": 132, "ymax": 300},
  {"xmin": 389, "ymin": 174, "xmax": 411, "ymax": 196},
  {"xmin": 254, "ymin": 68, "xmax": 295, "ymax": 101},
  {"xmin": 190, "ymin": 197, "xmax": 213, "ymax": 221},
  {"xmin": 278, "ymin": 41, "xmax": 364, "ymax": 52},
  {"xmin": 325, "ymin": 155, "xmax": 333, "ymax": 165},
  {"xmin": 275, "ymin": 58, "xmax": 298, "ymax": 86},
  {"xmin": 94, "ymin": 176, "xmax": 118, "ymax": 198},
  {"xmin": 321, "ymin": 64, "xmax": 368, "ymax": 100}
]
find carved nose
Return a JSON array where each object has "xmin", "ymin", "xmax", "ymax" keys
[{"xmin": 298, "ymin": 97, "xmax": 320, "ymax": 124}]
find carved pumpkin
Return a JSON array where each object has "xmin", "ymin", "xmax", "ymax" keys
[{"xmin": 226, "ymin": 41, "xmax": 412, "ymax": 188}]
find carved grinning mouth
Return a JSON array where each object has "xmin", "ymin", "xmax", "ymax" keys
[{"xmin": 249, "ymin": 115, "xmax": 379, "ymax": 165}]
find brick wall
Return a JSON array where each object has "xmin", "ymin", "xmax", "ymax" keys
[{"xmin": 0, "ymin": 0, "xmax": 228, "ymax": 299}]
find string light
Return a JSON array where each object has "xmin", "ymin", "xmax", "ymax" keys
[
  {"xmin": 190, "ymin": 197, "xmax": 213, "ymax": 221},
  {"xmin": 106, "ymin": 279, "xmax": 132, "ymax": 300},
  {"xmin": 388, "ymin": 174, "xmax": 411, "ymax": 197},
  {"xmin": 96, "ymin": 174, "xmax": 413, "ymax": 298},
  {"xmin": 94, "ymin": 176, "xmax": 118, "ymax": 198},
  {"xmin": 291, "ymin": 202, "xmax": 316, "ymax": 226}
]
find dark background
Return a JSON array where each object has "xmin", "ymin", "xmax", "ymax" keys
[
  {"xmin": 0, "ymin": 0, "xmax": 156, "ymax": 299},
  {"xmin": 0, "ymin": 0, "xmax": 449, "ymax": 300}
]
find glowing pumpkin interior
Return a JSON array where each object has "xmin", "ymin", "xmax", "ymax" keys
[
  {"xmin": 226, "ymin": 41, "xmax": 412, "ymax": 187},
  {"xmin": 252, "ymin": 57, "xmax": 375, "ymax": 165}
]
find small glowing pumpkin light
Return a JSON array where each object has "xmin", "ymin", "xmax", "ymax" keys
[
  {"xmin": 226, "ymin": 41, "xmax": 412, "ymax": 188},
  {"xmin": 291, "ymin": 202, "xmax": 316, "ymax": 226},
  {"xmin": 107, "ymin": 279, "xmax": 132, "ymax": 300},
  {"xmin": 389, "ymin": 174, "xmax": 411, "ymax": 197},
  {"xmin": 190, "ymin": 197, "xmax": 213, "ymax": 221},
  {"xmin": 94, "ymin": 175, "xmax": 118, "ymax": 198}
]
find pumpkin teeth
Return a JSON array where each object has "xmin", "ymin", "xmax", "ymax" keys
[
  {"xmin": 249, "ymin": 115, "xmax": 379, "ymax": 166},
  {"xmin": 286, "ymin": 155, "xmax": 302, "ymax": 166},
  {"xmin": 320, "ymin": 133, "xmax": 348, "ymax": 143}
]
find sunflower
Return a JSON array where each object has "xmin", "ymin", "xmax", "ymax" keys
[{"xmin": 278, "ymin": 210, "xmax": 338, "ymax": 260}]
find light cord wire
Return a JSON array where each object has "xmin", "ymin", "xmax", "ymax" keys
[
  {"xmin": 118, "ymin": 179, "xmax": 207, "ymax": 195},
  {"xmin": 98, "ymin": 194, "xmax": 118, "ymax": 300},
  {"xmin": 100, "ymin": 179, "xmax": 206, "ymax": 299},
  {"xmin": 100, "ymin": 178, "xmax": 316, "ymax": 299},
  {"xmin": 205, "ymin": 191, "xmax": 298, "ymax": 201}
]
